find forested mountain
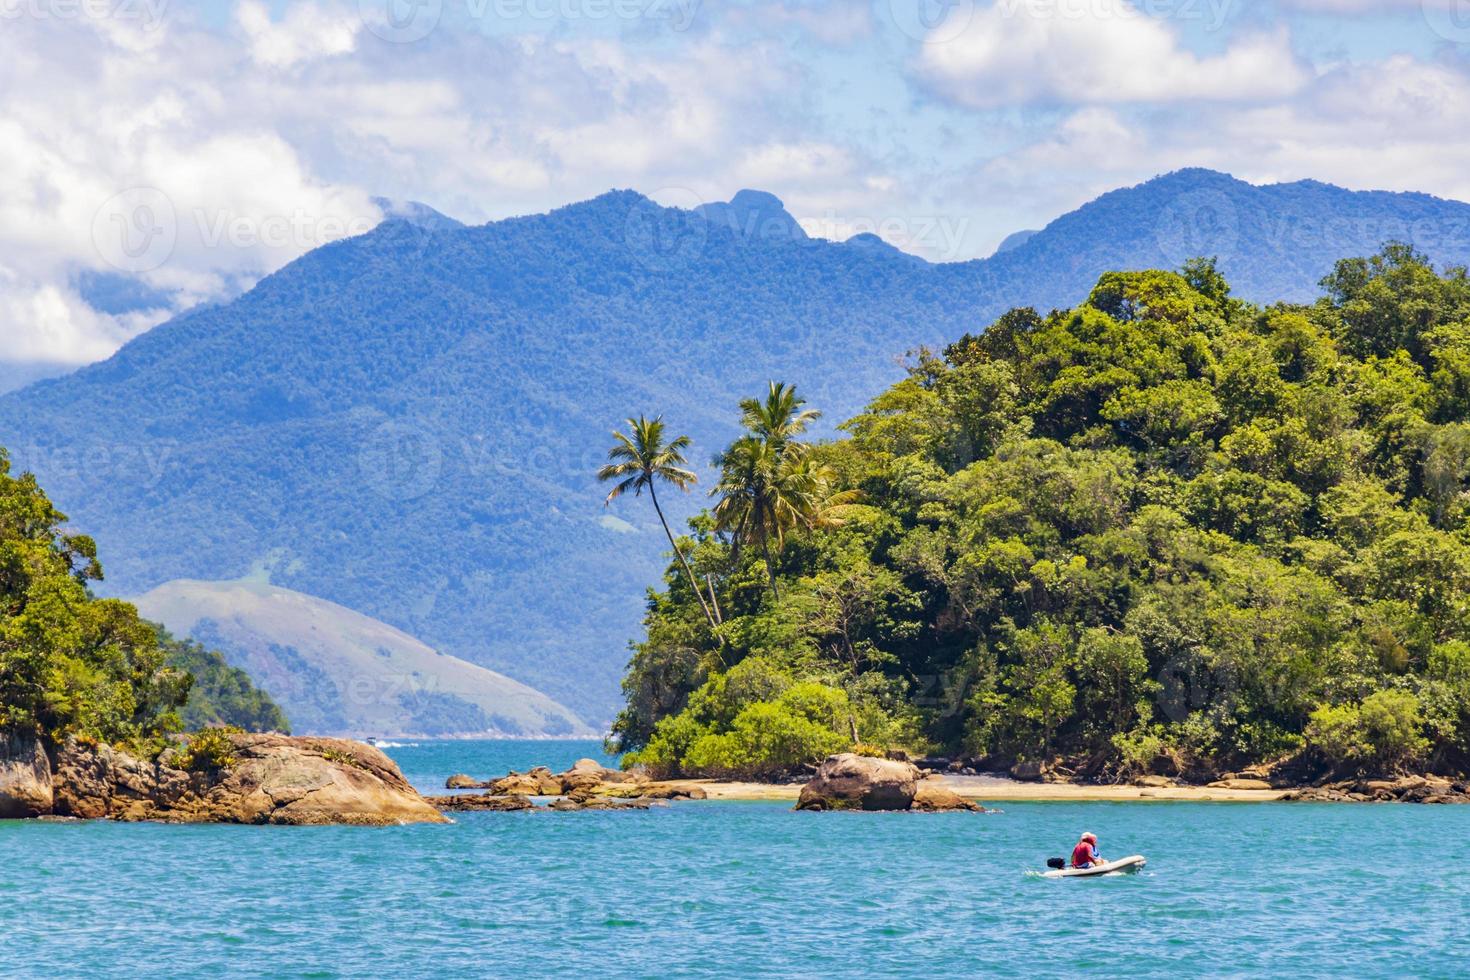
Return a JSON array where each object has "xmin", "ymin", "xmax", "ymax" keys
[
  {"xmin": 4, "ymin": 170, "xmax": 1470, "ymax": 722},
  {"xmin": 619, "ymin": 249, "xmax": 1470, "ymax": 781}
]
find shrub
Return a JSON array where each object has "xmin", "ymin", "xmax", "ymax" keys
[
  {"xmin": 1307, "ymin": 690, "xmax": 1428, "ymax": 769},
  {"xmin": 172, "ymin": 726, "xmax": 242, "ymax": 772}
]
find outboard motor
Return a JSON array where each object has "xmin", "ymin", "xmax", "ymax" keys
[{"xmin": 1046, "ymin": 858, "xmax": 1067, "ymax": 870}]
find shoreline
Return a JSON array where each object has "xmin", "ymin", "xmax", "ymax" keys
[{"xmin": 660, "ymin": 775, "xmax": 1291, "ymax": 803}]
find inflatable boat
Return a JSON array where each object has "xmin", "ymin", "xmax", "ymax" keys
[{"xmin": 1042, "ymin": 855, "xmax": 1147, "ymax": 878}]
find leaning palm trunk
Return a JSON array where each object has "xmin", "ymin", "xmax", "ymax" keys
[
  {"xmin": 649, "ymin": 483, "xmax": 721, "ymax": 634},
  {"xmin": 760, "ymin": 538, "xmax": 781, "ymax": 600}
]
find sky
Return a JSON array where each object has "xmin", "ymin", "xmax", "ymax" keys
[{"xmin": 3, "ymin": 0, "xmax": 1470, "ymax": 366}]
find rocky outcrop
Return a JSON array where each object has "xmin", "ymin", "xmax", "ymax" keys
[
  {"xmin": 445, "ymin": 773, "xmax": 484, "ymax": 790},
  {"xmin": 433, "ymin": 793, "xmax": 536, "ymax": 812},
  {"xmin": 51, "ymin": 734, "xmax": 447, "ymax": 825},
  {"xmin": 1207, "ymin": 778, "xmax": 1275, "ymax": 791},
  {"xmin": 911, "ymin": 780, "xmax": 985, "ymax": 812},
  {"xmin": 0, "ymin": 730, "xmax": 53, "ymax": 818},
  {"xmin": 1008, "ymin": 760, "xmax": 1046, "ymax": 782},
  {"xmin": 796, "ymin": 753, "xmax": 922, "ymax": 811},
  {"xmin": 1282, "ymin": 775, "xmax": 1470, "ymax": 804}
]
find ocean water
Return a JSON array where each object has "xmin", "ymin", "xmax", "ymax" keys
[{"xmin": 4, "ymin": 739, "xmax": 1467, "ymax": 978}]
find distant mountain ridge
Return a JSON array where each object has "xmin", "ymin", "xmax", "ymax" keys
[
  {"xmin": 5, "ymin": 169, "xmax": 1470, "ymax": 722},
  {"xmin": 134, "ymin": 580, "xmax": 588, "ymax": 738}
]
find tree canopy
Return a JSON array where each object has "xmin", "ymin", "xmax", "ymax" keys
[
  {"xmin": 615, "ymin": 246, "xmax": 1470, "ymax": 781},
  {"xmin": 0, "ymin": 453, "xmax": 286, "ymax": 747}
]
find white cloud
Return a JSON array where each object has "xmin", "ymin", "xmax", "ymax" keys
[
  {"xmin": 965, "ymin": 53, "xmax": 1470, "ymax": 255},
  {"xmin": 0, "ymin": 1, "xmax": 868, "ymax": 365},
  {"xmin": 920, "ymin": 0, "xmax": 1310, "ymax": 107},
  {"xmin": 236, "ymin": 1, "xmax": 359, "ymax": 68}
]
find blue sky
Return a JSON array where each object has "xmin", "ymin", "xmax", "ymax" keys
[{"xmin": 3, "ymin": 0, "xmax": 1470, "ymax": 364}]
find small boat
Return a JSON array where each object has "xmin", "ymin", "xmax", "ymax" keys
[{"xmin": 1042, "ymin": 855, "xmax": 1147, "ymax": 878}]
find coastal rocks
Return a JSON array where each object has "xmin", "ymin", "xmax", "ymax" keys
[
  {"xmin": 445, "ymin": 774, "xmax": 484, "ymax": 790},
  {"xmin": 52, "ymin": 734, "xmax": 448, "ymax": 826},
  {"xmin": 635, "ymin": 784, "xmax": 708, "ymax": 801},
  {"xmin": 1132, "ymin": 775, "xmax": 1176, "ymax": 789},
  {"xmin": 490, "ymin": 765, "xmax": 566, "ymax": 796},
  {"xmin": 1206, "ymin": 778, "xmax": 1275, "ymax": 791},
  {"xmin": 434, "ymin": 793, "xmax": 536, "ymax": 812},
  {"xmin": 1008, "ymin": 760, "xmax": 1048, "ymax": 782},
  {"xmin": 795, "ymin": 753, "xmax": 921, "ymax": 811},
  {"xmin": 1281, "ymin": 775, "xmax": 1470, "ymax": 804},
  {"xmin": 549, "ymin": 795, "xmax": 655, "ymax": 812},
  {"xmin": 911, "ymin": 781, "xmax": 984, "ymax": 812},
  {"xmin": 0, "ymin": 730, "xmax": 53, "ymax": 818}
]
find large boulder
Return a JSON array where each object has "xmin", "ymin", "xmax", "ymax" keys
[
  {"xmin": 1207, "ymin": 778, "xmax": 1274, "ymax": 791},
  {"xmin": 0, "ymin": 730, "xmax": 53, "ymax": 818},
  {"xmin": 911, "ymin": 781, "xmax": 984, "ymax": 812},
  {"xmin": 52, "ymin": 734, "xmax": 447, "ymax": 826},
  {"xmin": 796, "ymin": 753, "xmax": 921, "ymax": 811}
]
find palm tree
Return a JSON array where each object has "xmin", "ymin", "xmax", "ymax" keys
[
  {"xmin": 598, "ymin": 416, "xmax": 719, "ymax": 632},
  {"xmin": 739, "ymin": 381, "xmax": 820, "ymax": 451},
  {"xmin": 712, "ymin": 385, "xmax": 857, "ymax": 599}
]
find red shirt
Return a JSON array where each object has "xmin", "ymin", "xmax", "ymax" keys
[{"xmin": 1071, "ymin": 842, "xmax": 1098, "ymax": 867}]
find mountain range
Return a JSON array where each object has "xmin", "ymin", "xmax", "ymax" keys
[{"xmin": 4, "ymin": 168, "xmax": 1470, "ymax": 723}]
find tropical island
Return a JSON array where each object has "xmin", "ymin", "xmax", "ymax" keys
[
  {"xmin": 7, "ymin": 243, "xmax": 1470, "ymax": 821},
  {"xmin": 599, "ymin": 245, "xmax": 1470, "ymax": 800}
]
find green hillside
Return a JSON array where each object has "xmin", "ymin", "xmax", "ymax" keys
[
  {"xmin": 617, "ymin": 246, "xmax": 1470, "ymax": 781},
  {"xmin": 134, "ymin": 579, "xmax": 589, "ymax": 738}
]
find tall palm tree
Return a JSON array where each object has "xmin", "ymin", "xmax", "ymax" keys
[
  {"xmin": 598, "ymin": 415, "xmax": 719, "ymax": 632},
  {"xmin": 739, "ymin": 381, "xmax": 820, "ymax": 451},
  {"xmin": 712, "ymin": 385, "xmax": 857, "ymax": 599}
]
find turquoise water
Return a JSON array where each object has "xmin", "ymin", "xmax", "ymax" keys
[{"xmin": 4, "ymin": 739, "xmax": 1467, "ymax": 978}]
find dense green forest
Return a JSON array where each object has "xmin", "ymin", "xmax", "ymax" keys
[
  {"xmin": 159, "ymin": 629, "xmax": 291, "ymax": 734},
  {"xmin": 614, "ymin": 245, "xmax": 1470, "ymax": 782},
  {"xmin": 0, "ymin": 454, "xmax": 286, "ymax": 749}
]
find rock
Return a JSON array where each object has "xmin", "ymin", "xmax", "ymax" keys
[
  {"xmin": 528, "ymin": 766, "xmax": 565, "ymax": 794},
  {"xmin": 490, "ymin": 774, "xmax": 545, "ymax": 796},
  {"xmin": 547, "ymin": 795, "xmax": 653, "ymax": 811},
  {"xmin": 445, "ymin": 773, "xmax": 482, "ymax": 789},
  {"xmin": 52, "ymin": 734, "xmax": 447, "ymax": 826},
  {"xmin": 0, "ymin": 730, "xmax": 53, "ymax": 818},
  {"xmin": 559, "ymin": 758, "xmax": 642, "ymax": 793},
  {"xmin": 638, "ymin": 783, "xmax": 708, "ymax": 801},
  {"xmin": 432, "ymin": 793, "xmax": 535, "ymax": 812},
  {"xmin": 1133, "ymin": 775, "xmax": 1174, "ymax": 788},
  {"xmin": 1205, "ymin": 778, "xmax": 1274, "ymax": 791},
  {"xmin": 1008, "ymin": 760, "xmax": 1045, "ymax": 782},
  {"xmin": 911, "ymin": 781, "xmax": 983, "ymax": 812},
  {"xmin": 795, "ymin": 753, "xmax": 921, "ymax": 811}
]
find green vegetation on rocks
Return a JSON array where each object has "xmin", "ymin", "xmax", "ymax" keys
[{"xmin": 615, "ymin": 245, "xmax": 1470, "ymax": 782}]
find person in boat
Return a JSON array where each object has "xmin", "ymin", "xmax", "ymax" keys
[{"xmin": 1071, "ymin": 832, "xmax": 1104, "ymax": 869}]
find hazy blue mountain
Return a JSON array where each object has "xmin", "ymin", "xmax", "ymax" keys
[
  {"xmin": 5, "ymin": 169, "xmax": 1470, "ymax": 722},
  {"xmin": 993, "ymin": 229, "xmax": 1038, "ymax": 255},
  {"xmin": 135, "ymin": 579, "xmax": 588, "ymax": 738},
  {"xmin": 0, "ymin": 362, "xmax": 71, "ymax": 395},
  {"xmin": 369, "ymin": 197, "xmax": 465, "ymax": 231}
]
